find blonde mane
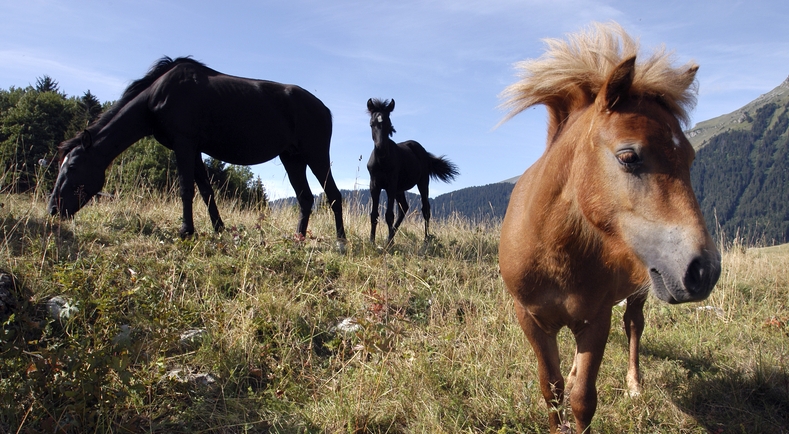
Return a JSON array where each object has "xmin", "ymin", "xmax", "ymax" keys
[{"xmin": 500, "ymin": 22, "xmax": 699, "ymax": 137}]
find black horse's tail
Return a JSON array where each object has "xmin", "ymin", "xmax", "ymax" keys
[{"xmin": 427, "ymin": 154, "xmax": 459, "ymax": 183}]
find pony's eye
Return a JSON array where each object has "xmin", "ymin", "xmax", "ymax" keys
[{"xmin": 616, "ymin": 149, "xmax": 641, "ymax": 170}]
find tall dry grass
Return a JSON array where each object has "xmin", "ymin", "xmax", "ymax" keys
[{"xmin": 1, "ymin": 183, "xmax": 787, "ymax": 433}]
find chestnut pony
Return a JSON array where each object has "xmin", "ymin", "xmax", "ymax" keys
[{"xmin": 498, "ymin": 23, "xmax": 720, "ymax": 432}]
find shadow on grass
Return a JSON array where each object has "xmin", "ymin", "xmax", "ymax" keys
[
  {"xmin": 0, "ymin": 210, "xmax": 80, "ymax": 260},
  {"xmin": 645, "ymin": 344, "xmax": 789, "ymax": 434}
]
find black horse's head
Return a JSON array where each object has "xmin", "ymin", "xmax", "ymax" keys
[
  {"xmin": 367, "ymin": 98, "xmax": 396, "ymax": 144},
  {"xmin": 48, "ymin": 132, "xmax": 105, "ymax": 218}
]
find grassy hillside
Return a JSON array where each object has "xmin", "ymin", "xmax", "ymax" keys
[{"xmin": 1, "ymin": 191, "xmax": 788, "ymax": 433}]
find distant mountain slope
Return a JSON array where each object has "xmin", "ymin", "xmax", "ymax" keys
[
  {"xmin": 271, "ymin": 183, "xmax": 515, "ymax": 223},
  {"xmin": 431, "ymin": 183, "xmax": 514, "ymax": 221},
  {"xmin": 271, "ymin": 77, "xmax": 789, "ymax": 244},
  {"xmin": 691, "ymin": 96, "xmax": 789, "ymax": 245}
]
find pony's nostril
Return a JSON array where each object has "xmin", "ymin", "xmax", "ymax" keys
[{"xmin": 683, "ymin": 257, "xmax": 717, "ymax": 296}]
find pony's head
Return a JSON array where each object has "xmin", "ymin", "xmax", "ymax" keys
[
  {"xmin": 48, "ymin": 131, "xmax": 106, "ymax": 218},
  {"xmin": 502, "ymin": 22, "xmax": 720, "ymax": 304},
  {"xmin": 367, "ymin": 98, "xmax": 396, "ymax": 144},
  {"xmin": 580, "ymin": 56, "xmax": 719, "ymax": 304}
]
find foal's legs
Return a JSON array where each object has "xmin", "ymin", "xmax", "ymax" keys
[
  {"xmin": 514, "ymin": 302, "xmax": 564, "ymax": 433},
  {"xmin": 369, "ymin": 185, "xmax": 382, "ymax": 243},
  {"xmin": 393, "ymin": 191, "xmax": 409, "ymax": 235},
  {"xmin": 417, "ymin": 180, "xmax": 431, "ymax": 240},
  {"xmin": 193, "ymin": 157, "xmax": 224, "ymax": 232},
  {"xmin": 384, "ymin": 190, "xmax": 397, "ymax": 243},
  {"xmin": 280, "ymin": 153, "xmax": 314, "ymax": 237},
  {"xmin": 624, "ymin": 293, "xmax": 646, "ymax": 397}
]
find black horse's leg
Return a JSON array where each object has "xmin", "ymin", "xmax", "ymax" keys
[
  {"xmin": 280, "ymin": 152, "xmax": 313, "ymax": 237},
  {"xmin": 393, "ymin": 191, "xmax": 409, "ymax": 234},
  {"xmin": 370, "ymin": 185, "xmax": 382, "ymax": 243},
  {"xmin": 307, "ymin": 159, "xmax": 346, "ymax": 240},
  {"xmin": 417, "ymin": 180, "xmax": 431, "ymax": 240},
  {"xmin": 193, "ymin": 157, "xmax": 224, "ymax": 232},
  {"xmin": 174, "ymin": 148, "xmax": 197, "ymax": 238}
]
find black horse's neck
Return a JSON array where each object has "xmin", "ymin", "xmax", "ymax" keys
[{"xmin": 90, "ymin": 98, "xmax": 154, "ymax": 168}]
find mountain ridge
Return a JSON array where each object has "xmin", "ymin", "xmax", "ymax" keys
[{"xmin": 687, "ymin": 76, "xmax": 789, "ymax": 150}]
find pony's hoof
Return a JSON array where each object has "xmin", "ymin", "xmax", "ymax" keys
[{"xmin": 626, "ymin": 382, "xmax": 642, "ymax": 398}]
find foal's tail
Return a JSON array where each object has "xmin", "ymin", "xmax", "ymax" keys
[{"xmin": 428, "ymin": 154, "xmax": 459, "ymax": 183}]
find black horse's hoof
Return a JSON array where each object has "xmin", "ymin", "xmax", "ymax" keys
[{"xmin": 179, "ymin": 225, "xmax": 196, "ymax": 239}]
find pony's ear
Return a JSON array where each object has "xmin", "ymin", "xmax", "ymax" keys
[
  {"xmin": 387, "ymin": 99, "xmax": 395, "ymax": 112},
  {"xmin": 81, "ymin": 130, "xmax": 93, "ymax": 149},
  {"xmin": 599, "ymin": 56, "xmax": 636, "ymax": 112},
  {"xmin": 367, "ymin": 98, "xmax": 375, "ymax": 113},
  {"xmin": 681, "ymin": 64, "xmax": 700, "ymax": 88}
]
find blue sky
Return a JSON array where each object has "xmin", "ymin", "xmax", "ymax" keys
[{"xmin": 2, "ymin": 1, "xmax": 788, "ymax": 199}]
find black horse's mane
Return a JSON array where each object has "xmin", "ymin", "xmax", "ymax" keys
[
  {"xmin": 123, "ymin": 56, "xmax": 205, "ymax": 99},
  {"xmin": 59, "ymin": 56, "xmax": 205, "ymax": 157}
]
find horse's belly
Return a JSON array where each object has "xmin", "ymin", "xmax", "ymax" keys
[
  {"xmin": 204, "ymin": 144, "xmax": 281, "ymax": 166},
  {"xmin": 199, "ymin": 127, "xmax": 289, "ymax": 165}
]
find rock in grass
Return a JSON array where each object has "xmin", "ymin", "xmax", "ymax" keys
[
  {"xmin": 163, "ymin": 368, "xmax": 217, "ymax": 389},
  {"xmin": 179, "ymin": 328, "xmax": 208, "ymax": 349},
  {"xmin": 333, "ymin": 317, "xmax": 360, "ymax": 334},
  {"xmin": 46, "ymin": 295, "xmax": 79, "ymax": 326}
]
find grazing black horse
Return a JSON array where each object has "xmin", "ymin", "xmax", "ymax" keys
[
  {"xmin": 49, "ymin": 56, "xmax": 346, "ymax": 243},
  {"xmin": 366, "ymin": 98, "xmax": 458, "ymax": 244}
]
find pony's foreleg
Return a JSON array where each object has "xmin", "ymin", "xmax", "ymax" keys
[
  {"xmin": 569, "ymin": 309, "xmax": 612, "ymax": 433},
  {"xmin": 194, "ymin": 157, "xmax": 224, "ymax": 232},
  {"xmin": 514, "ymin": 302, "xmax": 564, "ymax": 433},
  {"xmin": 281, "ymin": 153, "xmax": 313, "ymax": 237},
  {"xmin": 624, "ymin": 293, "xmax": 646, "ymax": 397}
]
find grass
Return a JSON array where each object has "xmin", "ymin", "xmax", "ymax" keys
[{"xmin": 1, "ymin": 188, "xmax": 787, "ymax": 433}]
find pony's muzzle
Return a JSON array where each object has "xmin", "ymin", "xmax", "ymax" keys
[{"xmin": 650, "ymin": 250, "xmax": 720, "ymax": 304}]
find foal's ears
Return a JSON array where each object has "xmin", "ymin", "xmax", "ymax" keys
[
  {"xmin": 598, "ymin": 56, "xmax": 636, "ymax": 112},
  {"xmin": 366, "ymin": 98, "xmax": 396, "ymax": 114}
]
